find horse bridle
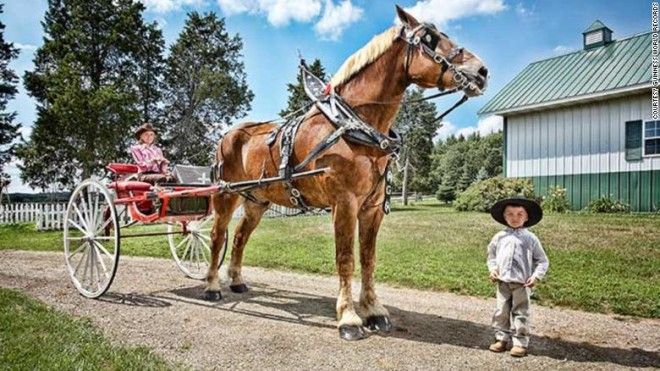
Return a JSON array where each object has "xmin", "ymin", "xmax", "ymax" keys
[{"xmin": 399, "ymin": 23, "xmax": 484, "ymax": 122}]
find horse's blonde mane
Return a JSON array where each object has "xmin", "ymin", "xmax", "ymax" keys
[{"xmin": 329, "ymin": 26, "xmax": 399, "ymax": 87}]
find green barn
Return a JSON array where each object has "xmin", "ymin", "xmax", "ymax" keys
[{"xmin": 479, "ymin": 21, "xmax": 658, "ymax": 211}]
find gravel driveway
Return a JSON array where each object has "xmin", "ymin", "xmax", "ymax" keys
[{"xmin": 1, "ymin": 250, "xmax": 658, "ymax": 370}]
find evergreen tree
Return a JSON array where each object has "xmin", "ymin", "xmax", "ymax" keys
[
  {"xmin": 280, "ymin": 58, "xmax": 326, "ymax": 118},
  {"xmin": 135, "ymin": 22, "xmax": 165, "ymax": 123},
  {"xmin": 474, "ymin": 166, "xmax": 489, "ymax": 183},
  {"xmin": 392, "ymin": 87, "xmax": 438, "ymax": 200},
  {"xmin": 0, "ymin": 4, "xmax": 20, "ymax": 186},
  {"xmin": 162, "ymin": 12, "xmax": 253, "ymax": 166},
  {"xmin": 457, "ymin": 163, "xmax": 473, "ymax": 192},
  {"xmin": 18, "ymin": 0, "xmax": 164, "ymax": 189}
]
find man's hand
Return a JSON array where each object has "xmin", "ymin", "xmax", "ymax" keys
[
  {"xmin": 524, "ymin": 276, "xmax": 536, "ymax": 288},
  {"xmin": 489, "ymin": 269, "xmax": 499, "ymax": 283}
]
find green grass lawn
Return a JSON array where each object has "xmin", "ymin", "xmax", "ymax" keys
[
  {"xmin": 0, "ymin": 288, "xmax": 173, "ymax": 369},
  {"xmin": 1, "ymin": 201, "xmax": 658, "ymax": 318}
]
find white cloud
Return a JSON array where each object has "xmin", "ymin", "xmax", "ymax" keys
[
  {"xmin": 553, "ymin": 45, "xmax": 572, "ymax": 54},
  {"xmin": 14, "ymin": 43, "xmax": 37, "ymax": 51},
  {"xmin": 515, "ymin": 3, "xmax": 533, "ymax": 17},
  {"xmin": 435, "ymin": 115, "xmax": 502, "ymax": 141},
  {"xmin": 314, "ymin": 0, "xmax": 363, "ymax": 41},
  {"xmin": 140, "ymin": 0, "xmax": 205, "ymax": 13},
  {"xmin": 434, "ymin": 120, "xmax": 457, "ymax": 141},
  {"xmin": 476, "ymin": 114, "xmax": 503, "ymax": 134},
  {"xmin": 217, "ymin": 0, "xmax": 322, "ymax": 27},
  {"xmin": 401, "ymin": 0, "xmax": 506, "ymax": 29}
]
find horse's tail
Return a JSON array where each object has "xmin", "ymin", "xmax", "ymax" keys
[{"xmin": 212, "ymin": 135, "xmax": 226, "ymax": 183}]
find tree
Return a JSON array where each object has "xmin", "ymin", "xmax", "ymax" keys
[
  {"xmin": 392, "ymin": 87, "xmax": 438, "ymax": 204},
  {"xmin": 162, "ymin": 12, "xmax": 253, "ymax": 166},
  {"xmin": 0, "ymin": 4, "xmax": 20, "ymax": 186},
  {"xmin": 18, "ymin": 0, "xmax": 164, "ymax": 189},
  {"xmin": 280, "ymin": 58, "xmax": 327, "ymax": 118},
  {"xmin": 430, "ymin": 130, "xmax": 503, "ymax": 202},
  {"xmin": 457, "ymin": 163, "xmax": 473, "ymax": 192},
  {"xmin": 135, "ymin": 22, "xmax": 165, "ymax": 124},
  {"xmin": 474, "ymin": 166, "xmax": 489, "ymax": 184}
]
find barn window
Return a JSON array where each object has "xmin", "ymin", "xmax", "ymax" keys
[
  {"xmin": 625, "ymin": 120, "xmax": 642, "ymax": 161},
  {"xmin": 644, "ymin": 120, "xmax": 660, "ymax": 156}
]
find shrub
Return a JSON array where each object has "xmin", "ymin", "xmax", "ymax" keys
[
  {"xmin": 454, "ymin": 176, "xmax": 536, "ymax": 212},
  {"xmin": 585, "ymin": 195, "xmax": 630, "ymax": 213},
  {"xmin": 542, "ymin": 186, "xmax": 571, "ymax": 213}
]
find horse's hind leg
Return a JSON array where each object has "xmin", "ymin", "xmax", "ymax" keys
[
  {"xmin": 333, "ymin": 196, "xmax": 364, "ymax": 340},
  {"xmin": 227, "ymin": 199, "xmax": 270, "ymax": 293},
  {"xmin": 357, "ymin": 205, "xmax": 392, "ymax": 333},
  {"xmin": 205, "ymin": 193, "xmax": 241, "ymax": 301}
]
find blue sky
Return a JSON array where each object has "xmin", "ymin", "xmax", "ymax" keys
[{"xmin": 2, "ymin": 0, "xmax": 652, "ymax": 192}]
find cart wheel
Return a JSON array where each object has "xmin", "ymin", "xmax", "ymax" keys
[
  {"xmin": 63, "ymin": 179, "xmax": 120, "ymax": 298},
  {"xmin": 168, "ymin": 215, "xmax": 228, "ymax": 280}
]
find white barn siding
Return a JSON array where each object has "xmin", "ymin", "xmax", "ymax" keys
[{"xmin": 506, "ymin": 93, "xmax": 659, "ymax": 177}]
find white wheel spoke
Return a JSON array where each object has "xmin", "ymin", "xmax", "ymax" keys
[
  {"xmin": 95, "ymin": 212, "xmax": 114, "ymax": 235},
  {"xmin": 92, "ymin": 240, "xmax": 115, "ymax": 262},
  {"xmin": 82, "ymin": 245, "xmax": 91, "ymax": 288},
  {"xmin": 198, "ymin": 238, "xmax": 211, "ymax": 263},
  {"xmin": 67, "ymin": 219, "xmax": 88, "ymax": 235},
  {"xmin": 92, "ymin": 191, "xmax": 100, "ymax": 230},
  {"xmin": 78, "ymin": 193, "xmax": 92, "ymax": 231},
  {"xmin": 194, "ymin": 239, "xmax": 201, "ymax": 270},
  {"xmin": 182, "ymin": 238, "xmax": 193, "ymax": 262},
  {"xmin": 92, "ymin": 245, "xmax": 109, "ymax": 279},
  {"xmin": 68, "ymin": 242, "xmax": 87, "ymax": 259},
  {"xmin": 72, "ymin": 203, "xmax": 90, "ymax": 231},
  {"xmin": 73, "ymin": 244, "xmax": 89, "ymax": 276},
  {"xmin": 87, "ymin": 190, "xmax": 96, "ymax": 230},
  {"xmin": 89, "ymin": 247, "xmax": 97, "ymax": 290},
  {"xmin": 175, "ymin": 234, "xmax": 192, "ymax": 254},
  {"xmin": 197, "ymin": 233, "xmax": 211, "ymax": 242},
  {"xmin": 92, "ymin": 236, "xmax": 114, "ymax": 241}
]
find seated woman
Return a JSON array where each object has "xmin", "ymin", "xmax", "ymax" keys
[{"xmin": 130, "ymin": 123, "xmax": 175, "ymax": 184}]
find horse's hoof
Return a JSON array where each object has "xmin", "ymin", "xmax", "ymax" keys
[
  {"xmin": 204, "ymin": 290, "xmax": 222, "ymax": 301},
  {"xmin": 339, "ymin": 325, "xmax": 366, "ymax": 341},
  {"xmin": 229, "ymin": 284, "xmax": 249, "ymax": 293},
  {"xmin": 365, "ymin": 315, "xmax": 392, "ymax": 333}
]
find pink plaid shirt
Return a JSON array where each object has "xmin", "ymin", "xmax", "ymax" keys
[{"xmin": 130, "ymin": 144, "xmax": 167, "ymax": 173}]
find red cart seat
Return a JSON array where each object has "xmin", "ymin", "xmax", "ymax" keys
[
  {"xmin": 111, "ymin": 181, "xmax": 152, "ymax": 192},
  {"xmin": 107, "ymin": 163, "xmax": 139, "ymax": 175}
]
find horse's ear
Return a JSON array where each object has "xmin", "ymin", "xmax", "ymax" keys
[{"xmin": 395, "ymin": 5, "xmax": 420, "ymax": 28}]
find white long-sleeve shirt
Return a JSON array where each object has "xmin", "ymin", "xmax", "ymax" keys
[{"xmin": 487, "ymin": 228, "xmax": 549, "ymax": 284}]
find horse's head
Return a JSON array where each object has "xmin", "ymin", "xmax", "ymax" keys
[{"xmin": 396, "ymin": 6, "xmax": 488, "ymax": 97}]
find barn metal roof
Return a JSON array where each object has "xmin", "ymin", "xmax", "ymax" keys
[
  {"xmin": 478, "ymin": 31, "xmax": 652, "ymax": 116},
  {"xmin": 583, "ymin": 20, "xmax": 611, "ymax": 33}
]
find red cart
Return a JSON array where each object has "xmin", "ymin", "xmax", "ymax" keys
[{"xmin": 62, "ymin": 162, "xmax": 325, "ymax": 298}]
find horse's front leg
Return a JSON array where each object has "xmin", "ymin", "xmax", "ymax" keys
[
  {"xmin": 333, "ymin": 196, "xmax": 364, "ymax": 340},
  {"xmin": 205, "ymin": 193, "xmax": 241, "ymax": 301},
  {"xmin": 358, "ymin": 204, "xmax": 392, "ymax": 333},
  {"xmin": 227, "ymin": 199, "xmax": 270, "ymax": 293}
]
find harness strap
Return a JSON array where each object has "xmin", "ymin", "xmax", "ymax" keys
[{"xmin": 278, "ymin": 116, "xmax": 311, "ymax": 211}]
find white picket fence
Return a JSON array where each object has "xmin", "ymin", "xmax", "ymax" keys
[
  {"xmin": 0, "ymin": 203, "xmax": 68, "ymax": 230},
  {"xmin": 0, "ymin": 202, "xmax": 325, "ymax": 231}
]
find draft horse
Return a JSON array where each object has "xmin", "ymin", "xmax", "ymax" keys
[{"xmin": 205, "ymin": 6, "xmax": 488, "ymax": 340}]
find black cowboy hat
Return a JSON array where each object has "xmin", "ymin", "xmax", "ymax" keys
[
  {"xmin": 490, "ymin": 197, "xmax": 543, "ymax": 228},
  {"xmin": 134, "ymin": 122, "xmax": 156, "ymax": 140}
]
